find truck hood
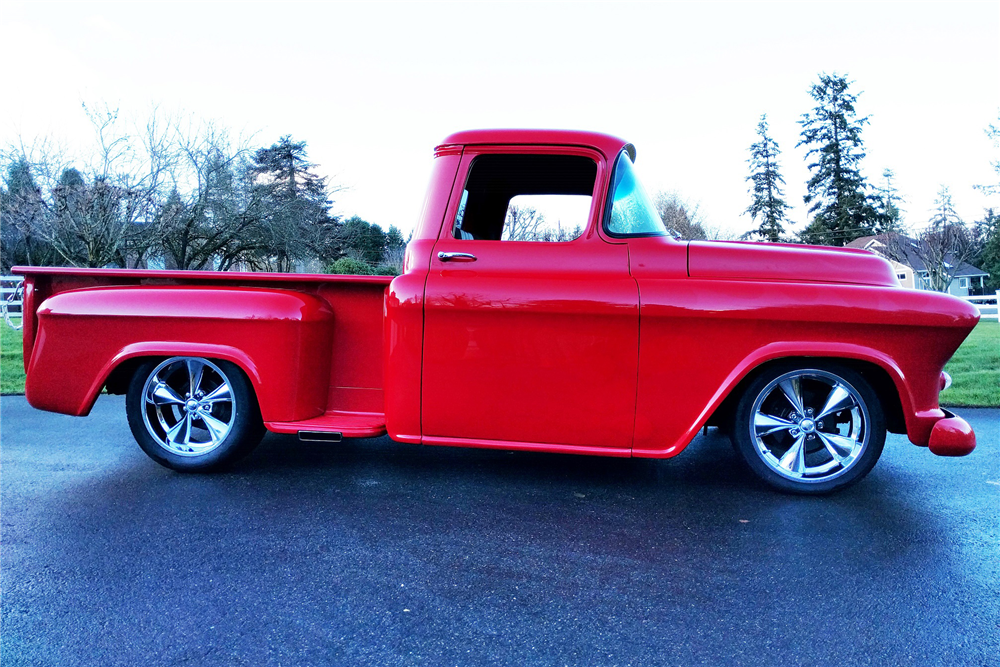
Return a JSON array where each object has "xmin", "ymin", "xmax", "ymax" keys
[{"xmin": 687, "ymin": 240, "xmax": 899, "ymax": 287}]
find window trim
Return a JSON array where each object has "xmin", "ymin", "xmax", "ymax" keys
[
  {"xmin": 601, "ymin": 150, "xmax": 668, "ymax": 239},
  {"xmin": 447, "ymin": 148, "xmax": 603, "ymax": 244}
]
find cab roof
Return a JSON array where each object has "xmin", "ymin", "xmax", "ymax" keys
[{"xmin": 438, "ymin": 129, "xmax": 633, "ymax": 161}]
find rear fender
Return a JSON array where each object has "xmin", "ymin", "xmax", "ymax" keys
[{"xmin": 25, "ymin": 286, "xmax": 333, "ymax": 421}]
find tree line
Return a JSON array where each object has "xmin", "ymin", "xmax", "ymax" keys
[
  {"xmin": 1, "ymin": 107, "xmax": 405, "ymax": 275},
  {"xmin": 3, "ymin": 88, "xmax": 998, "ymax": 292},
  {"xmin": 740, "ymin": 73, "xmax": 999, "ymax": 291}
]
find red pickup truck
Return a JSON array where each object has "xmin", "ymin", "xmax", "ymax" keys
[{"xmin": 14, "ymin": 129, "xmax": 979, "ymax": 494}]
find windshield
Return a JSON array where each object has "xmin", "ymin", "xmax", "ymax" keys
[{"xmin": 605, "ymin": 152, "xmax": 666, "ymax": 236}]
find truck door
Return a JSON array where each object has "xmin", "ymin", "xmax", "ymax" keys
[{"xmin": 422, "ymin": 148, "xmax": 639, "ymax": 451}]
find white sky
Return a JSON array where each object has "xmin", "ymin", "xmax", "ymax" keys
[{"xmin": 2, "ymin": 0, "xmax": 998, "ymax": 238}]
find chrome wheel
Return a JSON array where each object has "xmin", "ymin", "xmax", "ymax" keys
[
  {"xmin": 750, "ymin": 369, "xmax": 870, "ymax": 484},
  {"xmin": 140, "ymin": 357, "xmax": 237, "ymax": 457}
]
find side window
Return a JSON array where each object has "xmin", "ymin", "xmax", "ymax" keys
[{"xmin": 452, "ymin": 154, "xmax": 596, "ymax": 242}]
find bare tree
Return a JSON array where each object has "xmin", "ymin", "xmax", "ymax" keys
[
  {"xmin": 155, "ymin": 122, "xmax": 268, "ymax": 270},
  {"xmin": 655, "ymin": 191, "xmax": 705, "ymax": 239},
  {"xmin": 4, "ymin": 105, "xmax": 343, "ymax": 273},
  {"xmin": 5, "ymin": 105, "xmax": 173, "ymax": 268},
  {"xmin": 502, "ymin": 204, "xmax": 546, "ymax": 241},
  {"xmin": 884, "ymin": 187, "xmax": 978, "ymax": 292}
]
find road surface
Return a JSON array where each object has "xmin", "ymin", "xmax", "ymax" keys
[{"xmin": 2, "ymin": 396, "xmax": 997, "ymax": 666}]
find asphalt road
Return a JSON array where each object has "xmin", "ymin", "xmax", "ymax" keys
[{"xmin": 2, "ymin": 396, "xmax": 997, "ymax": 667}]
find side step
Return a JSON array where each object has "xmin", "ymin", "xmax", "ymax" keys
[
  {"xmin": 265, "ymin": 410, "xmax": 387, "ymax": 438},
  {"xmin": 298, "ymin": 431, "xmax": 343, "ymax": 443}
]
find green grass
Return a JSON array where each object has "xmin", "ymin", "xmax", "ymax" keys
[
  {"xmin": 1, "ymin": 325, "xmax": 26, "ymax": 395},
  {"xmin": 0, "ymin": 320, "xmax": 997, "ymax": 406},
  {"xmin": 940, "ymin": 321, "xmax": 1000, "ymax": 408}
]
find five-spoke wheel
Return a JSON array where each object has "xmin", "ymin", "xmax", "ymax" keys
[
  {"xmin": 732, "ymin": 363, "xmax": 885, "ymax": 494},
  {"xmin": 126, "ymin": 357, "xmax": 265, "ymax": 471}
]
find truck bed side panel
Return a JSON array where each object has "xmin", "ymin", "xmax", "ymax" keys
[{"xmin": 27, "ymin": 286, "xmax": 334, "ymax": 421}]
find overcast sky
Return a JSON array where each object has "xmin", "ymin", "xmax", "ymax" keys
[{"xmin": 3, "ymin": 0, "xmax": 998, "ymax": 238}]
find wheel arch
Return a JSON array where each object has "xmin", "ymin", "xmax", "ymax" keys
[
  {"xmin": 94, "ymin": 344, "xmax": 264, "ymax": 413},
  {"xmin": 709, "ymin": 355, "xmax": 906, "ymax": 436}
]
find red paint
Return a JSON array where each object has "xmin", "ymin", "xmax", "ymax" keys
[
  {"xmin": 928, "ymin": 413, "xmax": 976, "ymax": 456},
  {"xmin": 267, "ymin": 411, "xmax": 387, "ymax": 438},
  {"xmin": 13, "ymin": 128, "xmax": 979, "ymax": 464}
]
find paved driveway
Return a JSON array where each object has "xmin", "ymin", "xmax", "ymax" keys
[{"xmin": 2, "ymin": 396, "xmax": 997, "ymax": 666}]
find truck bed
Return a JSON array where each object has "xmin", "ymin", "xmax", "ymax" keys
[{"xmin": 15, "ymin": 267, "xmax": 393, "ymax": 437}]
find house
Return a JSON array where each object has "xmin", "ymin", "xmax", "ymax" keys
[{"xmin": 846, "ymin": 234, "xmax": 990, "ymax": 296}]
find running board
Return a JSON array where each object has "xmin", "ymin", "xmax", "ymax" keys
[
  {"xmin": 298, "ymin": 431, "xmax": 343, "ymax": 443},
  {"xmin": 266, "ymin": 411, "xmax": 387, "ymax": 438}
]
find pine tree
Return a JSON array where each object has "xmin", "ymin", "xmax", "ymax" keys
[
  {"xmin": 339, "ymin": 216, "xmax": 387, "ymax": 265},
  {"xmin": 2, "ymin": 158, "xmax": 56, "ymax": 269},
  {"xmin": 874, "ymin": 168, "xmax": 903, "ymax": 231},
  {"xmin": 385, "ymin": 225, "xmax": 406, "ymax": 252},
  {"xmin": 744, "ymin": 115, "xmax": 791, "ymax": 242},
  {"xmin": 974, "ymin": 209, "xmax": 999, "ymax": 290},
  {"xmin": 904, "ymin": 186, "xmax": 975, "ymax": 292},
  {"xmin": 250, "ymin": 136, "xmax": 335, "ymax": 271},
  {"xmin": 797, "ymin": 73, "xmax": 879, "ymax": 246},
  {"xmin": 929, "ymin": 186, "xmax": 961, "ymax": 230}
]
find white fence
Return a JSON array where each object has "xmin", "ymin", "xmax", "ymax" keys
[
  {"xmin": 2, "ymin": 275, "xmax": 24, "ymax": 330},
  {"xmin": 960, "ymin": 291, "xmax": 999, "ymax": 322}
]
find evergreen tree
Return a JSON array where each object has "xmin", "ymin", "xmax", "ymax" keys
[
  {"xmin": 250, "ymin": 136, "xmax": 336, "ymax": 271},
  {"xmin": 874, "ymin": 168, "xmax": 903, "ymax": 231},
  {"xmin": 339, "ymin": 216, "xmax": 387, "ymax": 264},
  {"xmin": 1, "ymin": 158, "xmax": 53, "ymax": 269},
  {"xmin": 382, "ymin": 225, "xmax": 408, "ymax": 273},
  {"xmin": 797, "ymin": 73, "xmax": 879, "ymax": 246},
  {"xmin": 385, "ymin": 225, "xmax": 406, "ymax": 253},
  {"xmin": 929, "ymin": 186, "xmax": 962, "ymax": 229},
  {"xmin": 974, "ymin": 209, "xmax": 999, "ymax": 290},
  {"xmin": 744, "ymin": 115, "xmax": 791, "ymax": 242}
]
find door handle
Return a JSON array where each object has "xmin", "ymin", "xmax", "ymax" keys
[{"xmin": 437, "ymin": 252, "xmax": 477, "ymax": 262}]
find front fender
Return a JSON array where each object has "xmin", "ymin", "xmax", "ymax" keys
[
  {"xmin": 632, "ymin": 340, "xmax": 934, "ymax": 458},
  {"xmin": 26, "ymin": 286, "xmax": 333, "ymax": 421}
]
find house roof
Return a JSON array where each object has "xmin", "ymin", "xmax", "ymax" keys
[{"xmin": 846, "ymin": 234, "xmax": 988, "ymax": 277}]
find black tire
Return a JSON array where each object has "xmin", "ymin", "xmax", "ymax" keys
[
  {"xmin": 731, "ymin": 362, "xmax": 886, "ymax": 494},
  {"xmin": 126, "ymin": 357, "xmax": 265, "ymax": 472}
]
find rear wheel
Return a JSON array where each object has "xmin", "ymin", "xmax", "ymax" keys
[
  {"xmin": 126, "ymin": 357, "xmax": 265, "ymax": 471},
  {"xmin": 731, "ymin": 363, "xmax": 886, "ymax": 494}
]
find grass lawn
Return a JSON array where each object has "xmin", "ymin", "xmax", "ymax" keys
[
  {"xmin": 940, "ymin": 321, "xmax": 1000, "ymax": 408},
  {"xmin": 0, "ymin": 321, "xmax": 997, "ymax": 407},
  {"xmin": 1, "ymin": 325, "xmax": 26, "ymax": 395}
]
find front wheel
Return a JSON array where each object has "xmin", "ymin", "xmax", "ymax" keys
[
  {"xmin": 731, "ymin": 363, "xmax": 886, "ymax": 494},
  {"xmin": 126, "ymin": 357, "xmax": 265, "ymax": 471}
]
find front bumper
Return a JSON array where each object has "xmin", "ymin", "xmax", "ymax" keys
[{"xmin": 927, "ymin": 410, "xmax": 976, "ymax": 457}]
